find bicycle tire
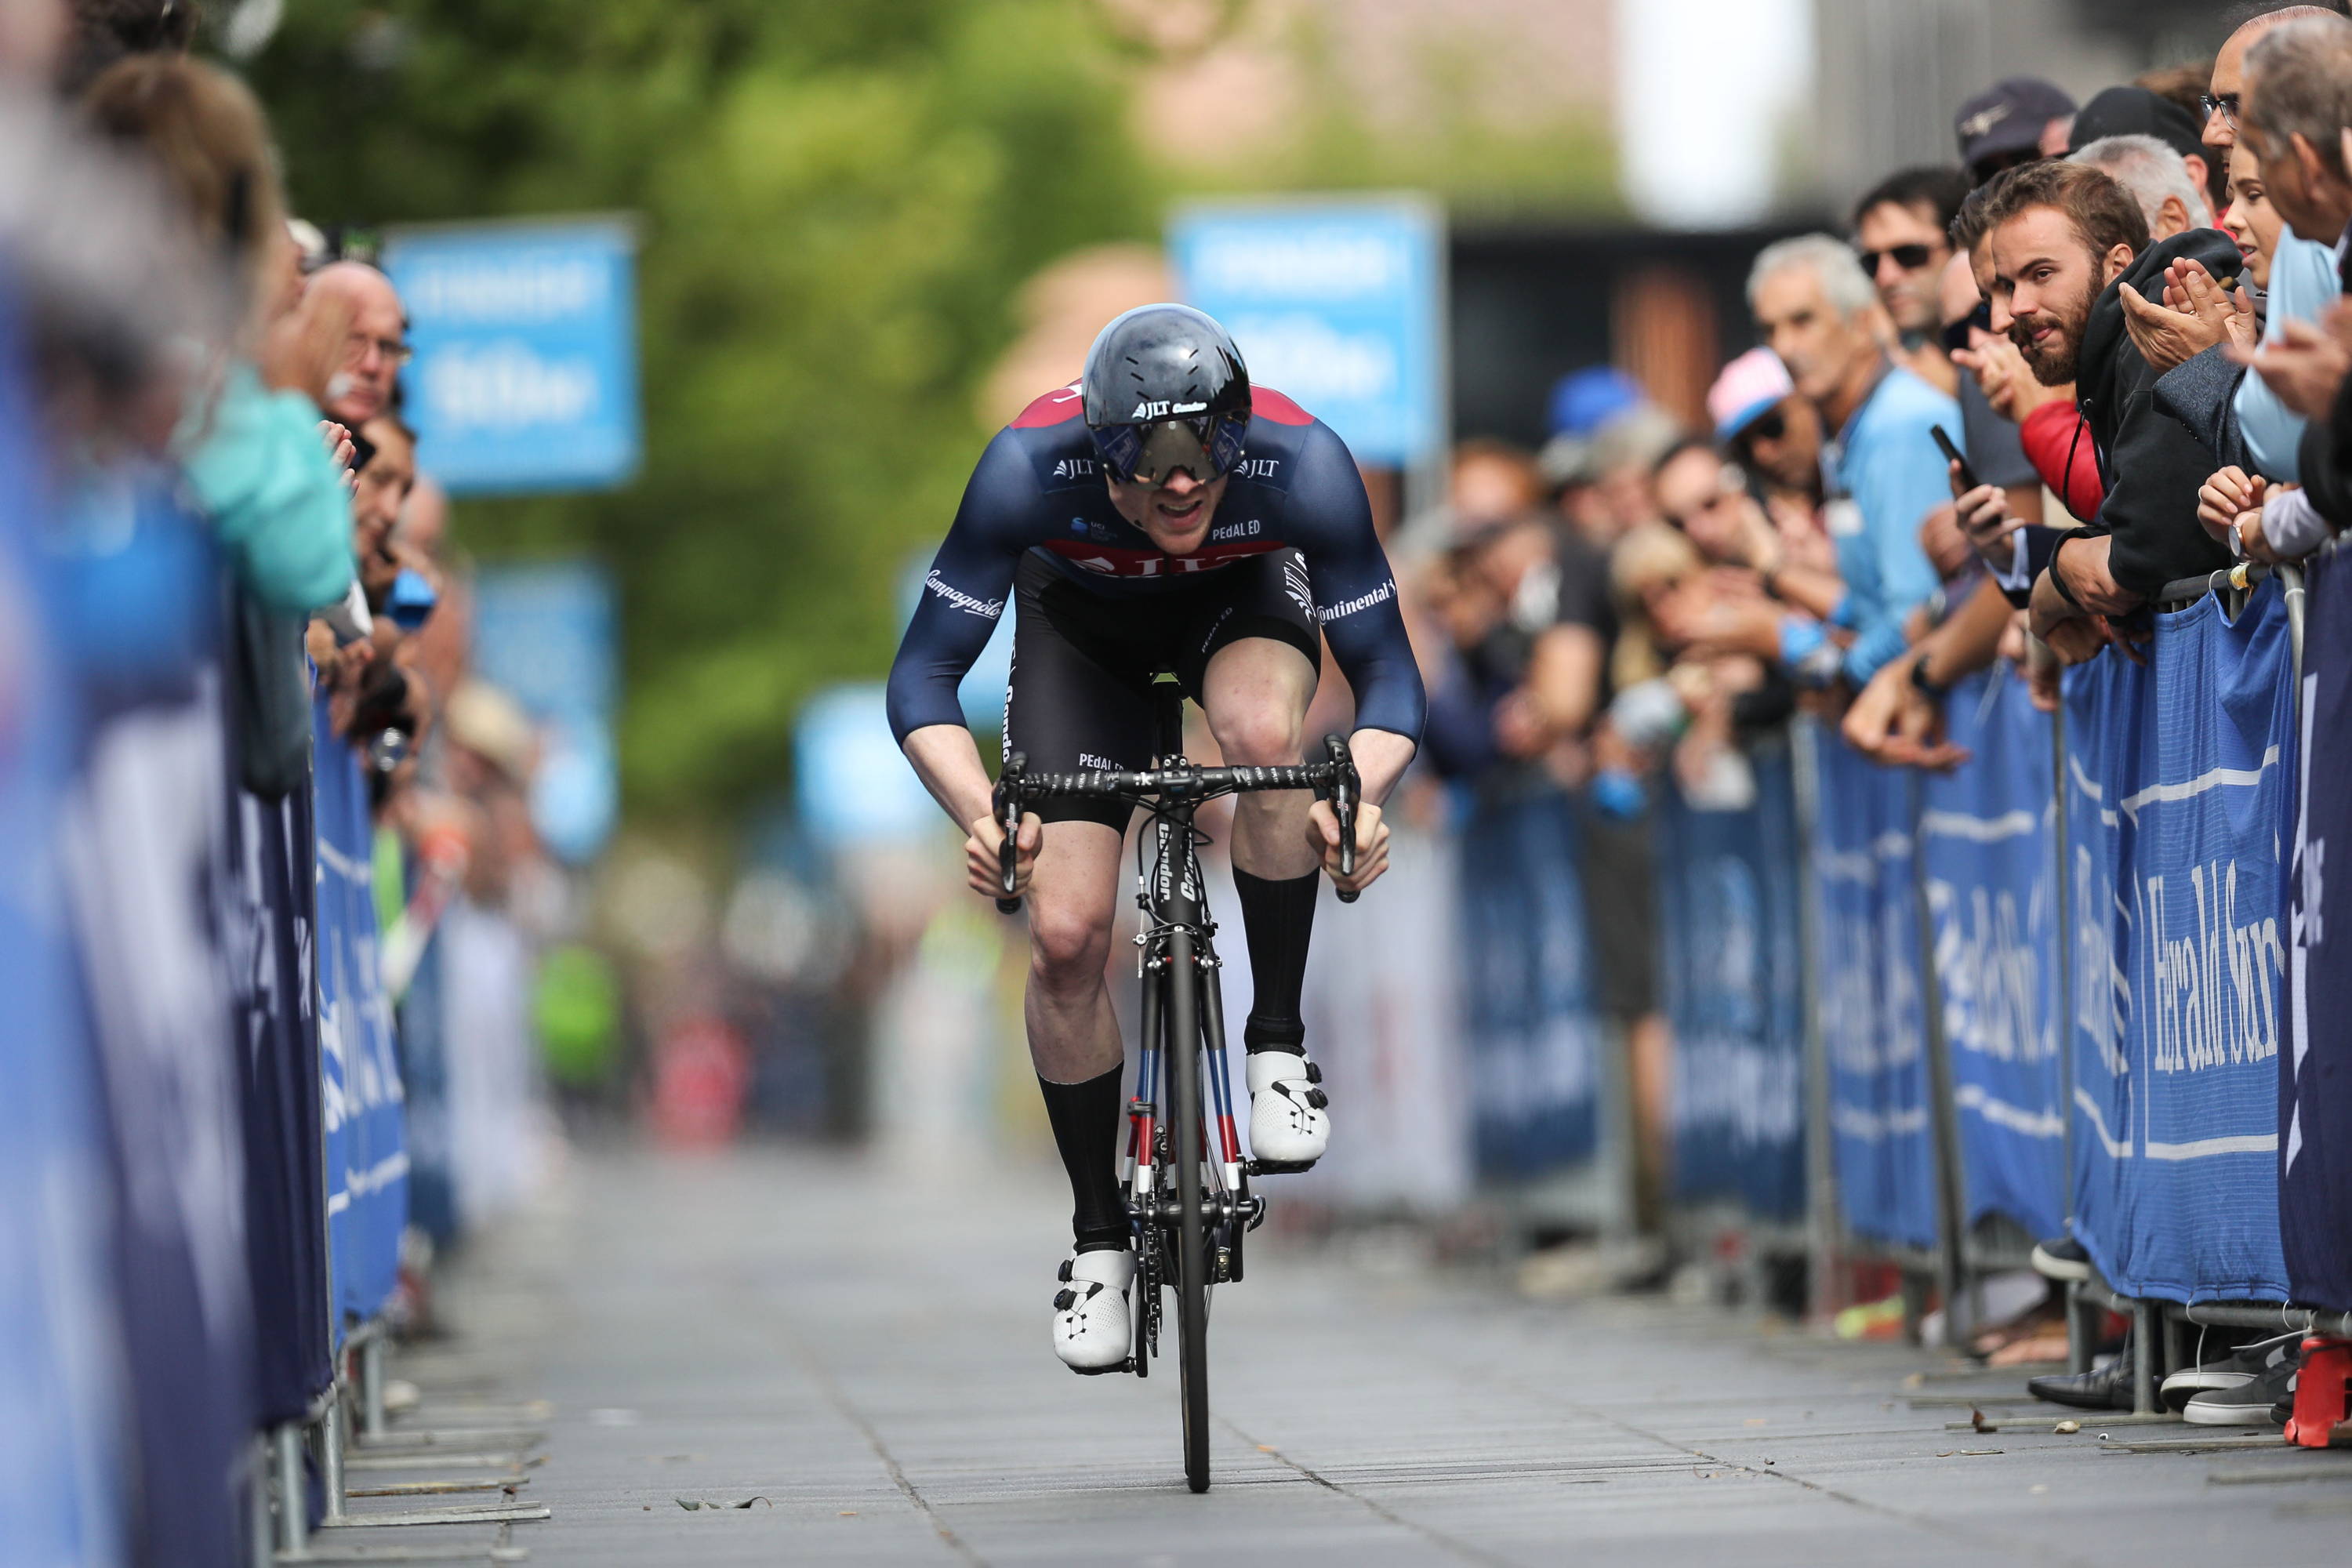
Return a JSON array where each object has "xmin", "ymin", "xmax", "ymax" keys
[{"xmin": 1164, "ymin": 926, "xmax": 1211, "ymax": 1494}]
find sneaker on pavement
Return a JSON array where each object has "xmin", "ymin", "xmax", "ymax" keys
[
  {"xmin": 1051, "ymin": 1249, "xmax": 1134, "ymax": 1374},
  {"xmin": 2027, "ymin": 1352, "xmax": 2135, "ymax": 1411},
  {"xmin": 2161, "ymin": 1331, "xmax": 2299, "ymax": 1412},
  {"xmin": 2183, "ymin": 1354, "xmax": 2296, "ymax": 1425},
  {"xmin": 1247, "ymin": 1051, "xmax": 1328, "ymax": 1171},
  {"xmin": 2029, "ymin": 1236, "xmax": 2092, "ymax": 1283}
]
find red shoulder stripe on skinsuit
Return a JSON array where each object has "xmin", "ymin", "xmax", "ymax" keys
[
  {"xmin": 1250, "ymin": 387, "xmax": 1313, "ymax": 426},
  {"xmin": 1011, "ymin": 384, "xmax": 1084, "ymax": 429}
]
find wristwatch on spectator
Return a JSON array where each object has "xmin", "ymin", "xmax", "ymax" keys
[{"xmin": 1909, "ymin": 653, "xmax": 1949, "ymax": 701}]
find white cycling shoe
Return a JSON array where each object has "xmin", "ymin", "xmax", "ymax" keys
[
  {"xmin": 1051, "ymin": 1249, "xmax": 1135, "ymax": 1374},
  {"xmin": 1247, "ymin": 1050, "xmax": 1329, "ymax": 1171}
]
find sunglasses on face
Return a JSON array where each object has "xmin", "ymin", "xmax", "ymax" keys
[
  {"xmin": 1857, "ymin": 242, "xmax": 1938, "ymax": 277},
  {"xmin": 1942, "ymin": 299, "xmax": 1992, "ymax": 356},
  {"xmin": 2200, "ymin": 92, "xmax": 2241, "ymax": 126},
  {"xmin": 1737, "ymin": 408, "xmax": 1788, "ymax": 445}
]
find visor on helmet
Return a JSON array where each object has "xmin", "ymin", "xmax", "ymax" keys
[{"xmin": 1090, "ymin": 413, "xmax": 1248, "ymax": 488}]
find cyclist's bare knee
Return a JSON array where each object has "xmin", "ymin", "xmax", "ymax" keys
[
  {"xmin": 1207, "ymin": 704, "xmax": 1305, "ymax": 768},
  {"xmin": 1028, "ymin": 891, "xmax": 1113, "ymax": 992}
]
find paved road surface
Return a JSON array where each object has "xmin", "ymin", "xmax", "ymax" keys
[{"xmin": 339, "ymin": 1146, "xmax": 2352, "ymax": 1566}]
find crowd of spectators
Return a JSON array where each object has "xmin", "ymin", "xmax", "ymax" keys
[
  {"xmin": 4, "ymin": 5, "xmax": 575, "ymax": 1557},
  {"xmin": 1385, "ymin": 1, "xmax": 2352, "ymax": 1416}
]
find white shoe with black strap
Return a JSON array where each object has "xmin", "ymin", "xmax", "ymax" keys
[
  {"xmin": 1247, "ymin": 1050, "xmax": 1329, "ymax": 1171},
  {"xmin": 1051, "ymin": 1248, "xmax": 1134, "ymax": 1374}
]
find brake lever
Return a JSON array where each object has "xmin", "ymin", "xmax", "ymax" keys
[
  {"xmin": 1324, "ymin": 734, "xmax": 1361, "ymax": 904},
  {"xmin": 996, "ymin": 752, "xmax": 1026, "ymax": 914}
]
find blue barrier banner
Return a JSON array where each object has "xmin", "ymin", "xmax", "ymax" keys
[
  {"xmin": 1657, "ymin": 740, "xmax": 1807, "ymax": 1221},
  {"xmin": 57, "ymin": 485, "xmax": 250, "ymax": 1568},
  {"xmin": 1457, "ymin": 789, "xmax": 1602, "ymax": 1176},
  {"xmin": 1921, "ymin": 670, "xmax": 2067, "ymax": 1241},
  {"xmin": 231, "ymin": 784, "xmax": 332, "ymax": 1421},
  {"xmin": 2063, "ymin": 644, "xmax": 2143, "ymax": 1294},
  {"xmin": 314, "ymin": 696, "xmax": 408, "ymax": 1330},
  {"xmin": 0, "ymin": 332, "xmax": 126, "ymax": 1566},
  {"xmin": 2287, "ymin": 554, "xmax": 2352, "ymax": 1309},
  {"xmin": 2066, "ymin": 585, "xmax": 2293, "ymax": 1303},
  {"xmin": 1808, "ymin": 727, "xmax": 1939, "ymax": 1250}
]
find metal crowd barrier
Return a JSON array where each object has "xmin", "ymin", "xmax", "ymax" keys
[{"xmin": 1650, "ymin": 555, "xmax": 2347, "ymax": 1396}]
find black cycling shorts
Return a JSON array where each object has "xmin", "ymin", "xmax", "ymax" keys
[{"xmin": 1005, "ymin": 548, "xmax": 1323, "ymax": 829}]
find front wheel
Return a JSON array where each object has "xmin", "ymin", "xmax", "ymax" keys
[{"xmin": 1165, "ymin": 931, "xmax": 1211, "ymax": 1494}]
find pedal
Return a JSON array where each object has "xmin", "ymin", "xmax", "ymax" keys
[{"xmin": 1068, "ymin": 1357, "xmax": 1134, "ymax": 1378}]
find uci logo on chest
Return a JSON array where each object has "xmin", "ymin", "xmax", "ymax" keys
[{"xmin": 1128, "ymin": 399, "xmax": 1209, "ymax": 419}]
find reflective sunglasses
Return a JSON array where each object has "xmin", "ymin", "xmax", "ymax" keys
[
  {"xmin": 1090, "ymin": 413, "xmax": 1247, "ymax": 488},
  {"xmin": 1942, "ymin": 299, "xmax": 1992, "ymax": 355},
  {"xmin": 1857, "ymin": 241, "xmax": 1938, "ymax": 276}
]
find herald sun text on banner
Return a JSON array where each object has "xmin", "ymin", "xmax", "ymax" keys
[
  {"xmin": 1657, "ymin": 739, "xmax": 1807, "ymax": 1221},
  {"xmin": 1808, "ymin": 727, "xmax": 1940, "ymax": 1251},
  {"xmin": 1920, "ymin": 670, "xmax": 2067, "ymax": 1242},
  {"xmin": 2065, "ymin": 584, "xmax": 2293, "ymax": 1303},
  {"xmin": 383, "ymin": 216, "xmax": 641, "ymax": 495},
  {"xmin": 1457, "ymin": 789, "xmax": 1602, "ymax": 1177},
  {"xmin": 1169, "ymin": 197, "xmax": 1443, "ymax": 469},
  {"xmin": 2285, "ymin": 556, "xmax": 2352, "ymax": 1309}
]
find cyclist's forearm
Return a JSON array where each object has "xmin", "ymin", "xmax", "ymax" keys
[
  {"xmin": 902, "ymin": 724, "xmax": 996, "ymax": 831},
  {"xmin": 1348, "ymin": 728, "xmax": 1417, "ymax": 807}
]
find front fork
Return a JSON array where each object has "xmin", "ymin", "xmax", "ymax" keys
[{"xmin": 1124, "ymin": 933, "xmax": 1244, "ymax": 1200}]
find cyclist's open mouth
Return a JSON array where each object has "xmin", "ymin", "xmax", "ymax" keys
[{"xmin": 1152, "ymin": 493, "xmax": 1211, "ymax": 543}]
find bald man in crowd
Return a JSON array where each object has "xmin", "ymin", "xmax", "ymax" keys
[{"xmin": 307, "ymin": 260, "xmax": 408, "ymax": 430}]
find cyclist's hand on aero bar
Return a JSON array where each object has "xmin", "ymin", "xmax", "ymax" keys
[
  {"xmin": 967, "ymin": 811, "xmax": 1042, "ymax": 901},
  {"xmin": 1308, "ymin": 798, "xmax": 1388, "ymax": 896}
]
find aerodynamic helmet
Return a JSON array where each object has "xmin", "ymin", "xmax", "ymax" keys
[{"xmin": 1079, "ymin": 303, "xmax": 1251, "ymax": 487}]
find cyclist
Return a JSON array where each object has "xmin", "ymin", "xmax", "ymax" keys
[{"xmin": 887, "ymin": 305, "xmax": 1425, "ymax": 1371}]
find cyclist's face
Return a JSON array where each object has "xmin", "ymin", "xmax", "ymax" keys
[{"xmin": 1106, "ymin": 466, "xmax": 1229, "ymax": 555}]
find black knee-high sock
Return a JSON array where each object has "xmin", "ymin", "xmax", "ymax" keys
[
  {"xmin": 1233, "ymin": 866, "xmax": 1318, "ymax": 1053},
  {"xmin": 1038, "ymin": 1065, "xmax": 1128, "ymax": 1252}
]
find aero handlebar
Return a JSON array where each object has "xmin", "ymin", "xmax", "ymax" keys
[{"xmin": 992, "ymin": 734, "xmax": 1363, "ymax": 912}]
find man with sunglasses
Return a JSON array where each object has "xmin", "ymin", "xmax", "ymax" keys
[
  {"xmin": 1854, "ymin": 166, "xmax": 1972, "ymax": 397},
  {"xmin": 886, "ymin": 304, "xmax": 1422, "ymax": 1372}
]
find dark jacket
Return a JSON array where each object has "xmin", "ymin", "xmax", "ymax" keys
[
  {"xmin": 2300, "ymin": 365, "xmax": 2352, "ymax": 531},
  {"xmin": 2153, "ymin": 344, "xmax": 2249, "ymax": 473},
  {"xmin": 2071, "ymin": 228, "xmax": 2241, "ymax": 601}
]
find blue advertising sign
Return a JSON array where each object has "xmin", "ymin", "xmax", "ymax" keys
[
  {"xmin": 1169, "ymin": 197, "xmax": 1443, "ymax": 466},
  {"xmin": 1809, "ymin": 728, "xmax": 1940, "ymax": 1251},
  {"xmin": 1921, "ymin": 670, "xmax": 2066, "ymax": 1242},
  {"xmin": 2066, "ymin": 584, "xmax": 2294, "ymax": 1304},
  {"xmin": 314, "ymin": 695, "xmax": 408, "ymax": 1331},
  {"xmin": 1657, "ymin": 740, "xmax": 1809, "ymax": 1222},
  {"xmin": 470, "ymin": 561, "xmax": 619, "ymax": 863},
  {"xmin": 1457, "ymin": 791, "xmax": 1602, "ymax": 1177},
  {"xmin": 383, "ymin": 217, "xmax": 641, "ymax": 494}
]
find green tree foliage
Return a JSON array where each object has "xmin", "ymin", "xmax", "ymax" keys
[{"xmin": 241, "ymin": 2, "xmax": 1156, "ymax": 819}]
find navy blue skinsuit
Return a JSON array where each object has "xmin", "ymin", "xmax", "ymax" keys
[{"xmin": 886, "ymin": 383, "xmax": 1425, "ymax": 826}]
